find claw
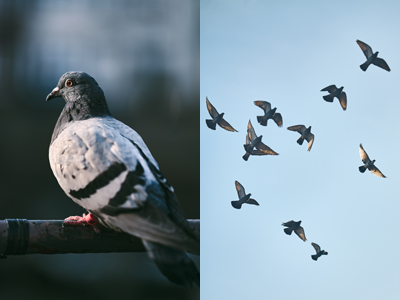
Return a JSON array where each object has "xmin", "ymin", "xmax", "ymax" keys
[{"xmin": 63, "ymin": 213, "xmax": 100, "ymax": 233}]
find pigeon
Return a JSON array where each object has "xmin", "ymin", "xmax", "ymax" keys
[
  {"xmin": 287, "ymin": 125, "xmax": 314, "ymax": 151},
  {"xmin": 243, "ymin": 120, "xmax": 278, "ymax": 161},
  {"xmin": 356, "ymin": 40, "xmax": 391, "ymax": 72},
  {"xmin": 282, "ymin": 220, "xmax": 307, "ymax": 242},
  {"xmin": 231, "ymin": 180, "xmax": 259, "ymax": 209},
  {"xmin": 254, "ymin": 100, "xmax": 283, "ymax": 127},
  {"xmin": 359, "ymin": 143, "xmax": 386, "ymax": 178},
  {"xmin": 205, "ymin": 97, "xmax": 238, "ymax": 132},
  {"xmin": 47, "ymin": 71, "xmax": 200, "ymax": 288},
  {"xmin": 311, "ymin": 242, "xmax": 328, "ymax": 261},
  {"xmin": 320, "ymin": 85, "xmax": 347, "ymax": 111}
]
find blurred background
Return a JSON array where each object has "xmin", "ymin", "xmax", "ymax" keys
[{"xmin": 0, "ymin": 0, "xmax": 199, "ymax": 299}]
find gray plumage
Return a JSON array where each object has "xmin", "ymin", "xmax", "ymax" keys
[
  {"xmin": 254, "ymin": 100, "xmax": 283, "ymax": 127},
  {"xmin": 287, "ymin": 125, "xmax": 314, "ymax": 151},
  {"xmin": 282, "ymin": 220, "xmax": 307, "ymax": 242},
  {"xmin": 311, "ymin": 242, "xmax": 328, "ymax": 261},
  {"xmin": 359, "ymin": 143, "xmax": 386, "ymax": 178},
  {"xmin": 243, "ymin": 120, "xmax": 278, "ymax": 161},
  {"xmin": 205, "ymin": 97, "xmax": 238, "ymax": 132},
  {"xmin": 231, "ymin": 180, "xmax": 259, "ymax": 209},
  {"xmin": 47, "ymin": 71, "xmax": 199, "ymax": 288},
  {"xmin": 356, "ymin": 40, "xmax": 391, "ymax": 72},
  {"xmin": 321, "ymin": 85, "xmax": 347, "ymax": 111}
]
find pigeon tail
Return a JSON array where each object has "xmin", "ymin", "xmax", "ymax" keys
[
  {"xmin": 242, "ymin": 153, "xmax": 250, "ymax": 161},
  {"xmin": 206, "ymin": 119, "xmax": 216, "ymax": 130},
  {"xmin": 297, "ymin": 136, "xmax": 304, "ymax": 145},
  {"xmin": 283, "ymin": 228, "xmax": 293, "ymax": 235},
  {"xmin": 359, "ymin": 165, "xmax": 367, "ymax": 173},
  {"xmin": 143, "ymin": 240, "xmax": 200, "ymax": 289},
  {"xmin": 231, "ymin": 201, "xmax": 242, "ymax": 209},
  {"xmin": 311, "ymin": 254, "xmax": 318, "ymax": 261},
  {"xmin": 360, "ymin": 61, "xmax": 369, "ymax": 71},
  {"xmin": 257, "ymin": 115, "xmax": 267, "ymax": 126},
  {"xmin": 323, "ymin": 95, "xmax": 334, "ymax": 102}
]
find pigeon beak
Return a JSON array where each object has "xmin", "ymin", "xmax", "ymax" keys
[{"xmin": 46, "ymin": 87, "xmax": 61, "ymax": 101}]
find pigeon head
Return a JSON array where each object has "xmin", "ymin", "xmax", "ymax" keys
[{"xmin": 46, "ymin": 71, "xmax": 112, "ymax": 118}]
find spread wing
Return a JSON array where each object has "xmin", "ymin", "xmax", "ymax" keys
[
  {"xmin": 49, "ymin": 117, "xmax": 199, "ymax": 254},
  {"xmin": 251, "ymin": 149, "xmax": 269, "ymax": 156},
  {"xmin": 359, "ymin": 144, "xmax": 370, "ymax": 164},
  {"xmin": 294, "ymin": 226, "xmax": 307, "ymax": 241},
  {"xmin": 356, "ymin": 40, "xmax": 373, "ymax": 59},
  {"xmin": 287, "ymin": 125, "xmax": 306, "ymax": 134},
  {"xmin": 282, "ymin": 220, "xmax": 295, "ymax": 227},
  {"xmin": 247, "ymin": 120, "xmax": 257, "ymax": 141},
  {"xmin": 206, "ymin": 97, "xmax": 219, "ymax": 118},
  {"xmin": 339, "ymin": 92, "xmax": 347, "ymax": 110},
  {"xmin": 321, "ymin": 85, "xmax": 337, "ymax": 93},
  {"xmin": 369, "ymin": 165, "xmax": 386, "ymax": 178},
  {"xmin": 254, "ymin": 100, "xmax": 271, "ymax": 113},
  {"xmin": 218, "ymin": 118, "xmax": 238, "ymax": 132},
  {"xmin": 235, "ymin": 180, "xmax": 246, "ymax": 199},
  {"xmin": 255, "ymin": 142, "xmax": 279, "ymax": 155},
  {"xmin": 372, "ymin": 57, "xmax": 391, "ymax": 72},
  {"xmin": 246, "ymin": 198, "xmax": 259, "ymax": 206},
  {"xmin": 311, "ymin": 242, "xmax": 321, "ymax": 253},
  {"xmin": 305, "ymin": 133, "xmax": 314, "ymax": 151},
  {"xmin": 272, "ymin": 113, "xmax": 283, "ymax": 127}
]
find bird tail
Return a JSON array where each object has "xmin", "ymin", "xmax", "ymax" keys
[
  {"xmin": 142, "ymin": 240, "xmax": 200, "ymax": 289},
  {"xmin": 360, "ymin": 62, "xmax": 369, "ymax": 71},
  {"xmin": 242, "ymin": 152, "xmax": 250, "ymax": 161},
  {"xmin": 206, "ymin": 119, "xmax": 216, "ymax": 130},
  {"xmin": 284, "ymin": 228, "xmax": 293, "ymax": 235},
  {"xmin": 297, "ymin": 136, "xmax": 304, "ymax": 145},
  {"xmin": 323, "ymin": 95, "xmax": 334, "ymax": 102},
  {"xmin": 257, "ymin": 115, "xmax": 267, "ymax": 126},
  {"xmin": 359, "ymin": 165, "xmax": 367, "ymax": 173},
  {"xmin": 231, "ymin": 201, "xmax": 242, "ymax": 209},
  {"xmin": 311, "ymin": 254, "xmax": 318, "ymax": 261}
]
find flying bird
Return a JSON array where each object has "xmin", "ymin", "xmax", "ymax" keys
[
  {"xmin": 231, "ymin": 181, "xmax": 259, "ymax": 209},
  {"xmin": 287, "ymin": 125, "xmax": 314, "ymax": 151},
  {"xmin": 356, "ymin": 40, "xmax": 391, "ymax": 72},
  {"xmin": 205, "ymin": 97, "xmax": 238, "ymax": 132},
  {"xmin": 311, "ymin": 242, "xmax": 328, "ymax": 261},
  {"xmin": 254, "ymin": 100, "xmax": 283, "ymax": 127},
  {"xmin": 243, "ymin": 120, "xmax": 278, "ymax": 161},
  {"xmin": 282, "ymin": 220, "xmax": 307, "ymax": 242},
  {"xmin": 47, "ymin": 71, "xmax": 200, "ymax": 288},
  {"xmin": 320, "ymin": 85, "xmax": 347, "ymax": 111},
  {"xmin": 359, "ymin": 144, "xmax": 386, "ymax": 178}
]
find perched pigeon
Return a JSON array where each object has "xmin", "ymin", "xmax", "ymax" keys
[
  {"xmin": 231, "ymin": 180, "xmax": 259, "ymax": 209},
  {"xmin": 254, "ymin": 100, "xmax": 283, "ymax": 127},
  {"xmin": 311, "ymin": 242, "xmax": 328, "ymax": 261},
  {"xmin": 287, "ymin": 125, "xmax": 314, "ymax": 151},
  {"xmin": 356, "ymin": 40, "xmax": 391, "ymax": 72},
  {"xmin": 320, "ymin": 85, "xmax": 347, "ymax": 111},
  {"xmin": 205, "ymin": 97, "xmax": 238, "ymax": 132},
  {"xmin": 47, "ymin": 71, "xmax": 200, "ymax": 288},
  {"xmin": 282, "ymin": 220, "xmax": 307, "ymax": 242},
  {"xmin": 243, "ymin": 120, "xmax": 278, "ymax": 161},
  {"xmin": 359, "ymin": 144, "xmax": 386, "ymax": 178}
]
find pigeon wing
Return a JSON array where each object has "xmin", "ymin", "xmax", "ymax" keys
[
  {"xmin": 255, "ymin": 142, "xmax": 279, "ymax": 155},
  {"xmin": 246, "ymin": 198, "xmax": 259, "ymax": 205},
  {"xmin": 49, "ymin": 118, "xmax": 199, "ymax": 254},
  {"xmin": 321, "ymin": 85, "xmax": 337, "ymax": 93},
  {"xmin": 235, "ymin": 180, "xmax": 246, "ymax": 199},
  {"xmin": 294, "ymin": 226, "xmax": 307, "ymax": 241},
  {"xmin": 311, "ymin": 242, "xmax": 321, "ymax": 253},
  {"xmin": 218, "ymin": 118, "xmax": 238, "ymax": 132},
  {"xmin": 272, "ymin": 113, "xmax": 283, "ymax": 127},
  {"xmin": 339, "ymin": 92, "xmax": 347, "ymax": 110},
  {"xmin": 282, "ymin": 220, "xmax": 295, "ymax": 227},
  {"xmin": 247, "ymin": 120, "xmax": 257, "ymax": 141},
  {"xmin": 254, "ymin": 100, "xmax": 271, "ymax": 113},
  {"xmin": 287, "ymin": 125, "xmax": 306, "ymax": 134},
  {"xmin": 356, "ymin": 40, "xmax": 373, "ymax": 59},
  {"xmin": 372, "ymin": 57, "xmax": 391, "ymax": 72},
  {"xmin": 251, "ymin": 149, "xmax": 269, "ymax": 156},
  {"xmin": 369, "ymin": 165, "xmax": 386, "ymax": 178},
  {"xmin": 206, "ymin": 97, "xmax": 219, "ymax": 118},
  {"xmin": 305, "ymin": 133, "xmax": 315, "ymax": 151},
  {"xmin": 359, "ymin": 144, "xmax": 371, "ymax": 164}
]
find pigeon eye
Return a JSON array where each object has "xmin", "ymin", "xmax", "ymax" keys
[{"xmin": 65, "ymin": 79, "xmax": 74, "ymax": 87}]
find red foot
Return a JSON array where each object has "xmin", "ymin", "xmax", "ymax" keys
[{"xmin": 63, "ymin": 213, "xmax": 101, "ymax": 233}]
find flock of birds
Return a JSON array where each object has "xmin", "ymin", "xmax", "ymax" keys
[{"xmin": 205, "ymin": 39, "xmax": 390, "ymax": 261}]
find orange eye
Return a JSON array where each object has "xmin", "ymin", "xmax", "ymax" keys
[{"xmin": 65, "ymin": 79, "xmax": 73, "ymax": 87}]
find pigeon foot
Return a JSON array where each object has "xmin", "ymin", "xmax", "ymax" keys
[{"xmin": 63, "ymin": 213, "xmax": 101, "ymax": 233}]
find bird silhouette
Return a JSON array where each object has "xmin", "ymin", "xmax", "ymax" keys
[
  {"xmin": 287, "ymin": 125, "xmax": 314, "ymax": 151},
  {"xmin": 254, "ymin": 100, "xmax": 283, "ymax": 127},
  {"xmin": 243, "ymin": 120, "xmax": 278, "ymax": 161},
  {"xmin": 205, "ymin": 97, "xmax": 238, "ymax": 132},
  {"xmin": 356, "ymin": 40, "xmax": 391, "ymax": 72},
  {"xmin": 359, "ymin": 144, "xmax": 386, "ymax": 178},
  {"xmin": 282, "ymin": 220, "xmax": 307, "ymax": 241},
  {"xmin": 311, "ymin": 242, "xmax": 328, "ymax": 261},
  {"xmin": 321, "ymin": 85, "xmax": 347, "ymax": 110},
  {"xmin": 231, "ymin": 181, "xmax": 259, "ymax": 209}
]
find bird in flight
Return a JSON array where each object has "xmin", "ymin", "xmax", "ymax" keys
[
  {"xmin": 356, "ymin": 40, "xmax": 391, "ymax": 72},
  {"xmin": 254, "ymin": 100, "xmax": 283, "ymax": 127},
  {"xmin": 243, "ymin": 120, "xmax": 278, "ymax": 161},
  {"xmin": 231, "ymin": 180, "xmax": 259, "ymax": 209},
  {"xmin": 321, "ymin": 85, "xmax": 347, "ymax": 111},
  {"xmin": 282, "ymin": 220, "xmax": 307, "ymax": 241},
  {"xmin": 205, "ymin": 97, "xmax": 238, "ymax": 132},
  {"xmin": 287, "ymin": 125, "xmax": 314, "ymax": 151},
  {"xmin": 311, "ymin": 242, "xmax": 328, "ymax": 261},
  {"xmin": 359, "ymin": 144, "xmax": 386, "ymax": 178}
]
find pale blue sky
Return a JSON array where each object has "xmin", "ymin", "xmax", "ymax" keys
[{"xmin": 201, "ymin": 1, "xmax": 400, "ymax": 299}]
